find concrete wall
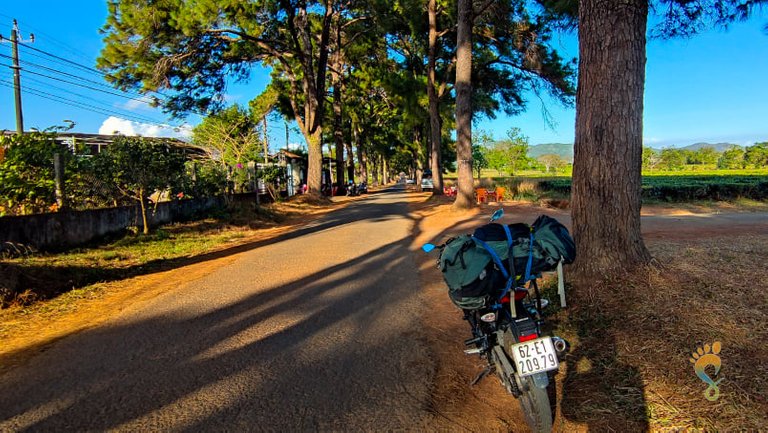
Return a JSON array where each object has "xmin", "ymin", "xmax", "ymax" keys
[{"xmin": 0, "ymin": 196, "xmax": 227, "ymax": 252}]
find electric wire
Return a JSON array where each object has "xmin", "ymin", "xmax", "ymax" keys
[
  {"xmin": 16, "ymin": 42, "xmax": 110, "ymax": 79},
  {"xmin": 0, "ymin": 78, "xmax": 182, "ymax": 128},
  {"xmin": 13, "ymin": 75, "xmax": 169, "ymax": 125},
  {"xmin": 0, "ymin": 65, "xmax": 174, "ymax": 125},
  {"xmin": 0, "ymin": 11, "xmax": 96, "ymax": 65}
]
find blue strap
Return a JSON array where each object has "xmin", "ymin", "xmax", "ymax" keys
[
  {"xmin": 502, "ymin": 224, "xmax": 513, "ymax": 249},
  {"xmin": 524, "ymin": 231, "xmax": 534, "ymax": 282},
  {"xmin": 472, "ymin": 237, "xmax": 509, "ymax": 280}
]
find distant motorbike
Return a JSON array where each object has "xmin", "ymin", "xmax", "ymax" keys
[
  {"xmin": 357, "ymin": 182, "xmax": 368, "ymax": 194},
  {"xmin": 346, "ymin": 181, "xmax": 358, "ymax": 196}
]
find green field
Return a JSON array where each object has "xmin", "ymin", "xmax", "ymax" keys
[{"xmin": 445, "ymin": 169, "xmax": 768, "ymax": 202}]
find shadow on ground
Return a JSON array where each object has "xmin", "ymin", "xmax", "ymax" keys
[
  {"xmin": 0, "ymin": 191, "xmax": 439, "ymax": 431},
  {"xmin": 0, "ymin": 189, "xmax": 405, "ymax": 305}
]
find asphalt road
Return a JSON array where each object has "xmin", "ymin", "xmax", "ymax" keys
[{"xmin": 0, "ymin": 187, "xmax": 438, "ymax": 432}]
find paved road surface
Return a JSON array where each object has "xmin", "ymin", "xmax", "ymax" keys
[{"xmin": 0, "ymin": 188, "xmax": 437, "ymax": 432}]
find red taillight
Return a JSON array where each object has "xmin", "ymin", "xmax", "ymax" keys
[
  {"xmin": 500, "ymin": 289, "xmax": 528, "ymax": 304},
  {"xmin": 519, "ymin": 333, "xmax": 538, "ymax": 342}
]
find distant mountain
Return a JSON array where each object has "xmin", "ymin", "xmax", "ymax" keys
[
  {"xmin": 528, "ymin": 143, "xmax": 573, "ymax": 162},
  {"xmin": 679, "ymin": 142, "xmax": 741, "ymax": 152}
]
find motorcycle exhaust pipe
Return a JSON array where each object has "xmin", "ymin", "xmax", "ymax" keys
[{"xmin": 551, "ymin": 337, "xmax": 569, "ymax": 353}]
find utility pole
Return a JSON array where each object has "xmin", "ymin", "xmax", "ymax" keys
[
  {"xmin": 2, "ymin": 20, "xmax": 34, "ymax": 135},
  {"xmin": 262, "ymin": 115, "xmax": 269, "ymax": 163},
  {"xmin": 285, "ymin": 121, "xmax": 289, "ymax": 151}
]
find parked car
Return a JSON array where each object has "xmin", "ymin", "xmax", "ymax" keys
[{"xmin": 421, "ymin": 169, "xmax": 433, "ymax": 192}]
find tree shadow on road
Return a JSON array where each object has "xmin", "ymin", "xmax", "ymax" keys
[
  {"xmin": 1, "ymin": 190, "xmax": 413, "ymax": 305},
  {"xmin": 0, "ymin": 229, "xmax": 440, "ymax": 431}
]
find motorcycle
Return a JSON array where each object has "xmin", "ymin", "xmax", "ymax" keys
[
  {"xmin": 346, "ymin": 181, "xmax": 358, "ymax": 196},
  {"xmin": 423, "ymin": 209, "xmax": 569, "ymax": 433},
  {"xmin": 357, "ymin": 182, "xmax": 368, "ymax": 194}
]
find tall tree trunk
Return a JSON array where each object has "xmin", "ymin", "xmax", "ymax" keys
[
  {"xmin": 453, "ymin": 0, "xmax": 474, "ymax": 209},
  {"xmin": 354, "ymin": 123, "xmax": 366, "ymax": 182},
  {"xmin": 414, "ymin": 127, "xmax": 423, "ymax": 187},
  {"xmin": 572, "ymin": 0, "xmax": 652, "ymax": 277},
  {"xmin": 138, "ymin": 189, "xmax": 149, "ymax": 235},
  {"xmin": 331, "ymin": 22, "xmax": 346, "ymax": 192},
  {"xmin": 333, "ymin": 83, "xmax": 346, "ymax": 191},
  {"xmin": 306, "ymin": 129, "xmax": 323, "ymax": 194},
  {"xmin": 262, "ymin": 116, "xmax": 269, "ymax": 163},
  {"xmin": 371, "ymin": 154, "xmax": 379, "ymax": 186},
  {"xmin": 346, "ymin": 127, "xmax": 355, "ymax": 182},
  {"xmin": 428, "ymin": 0, "xmax": 444, "ymax": 195}
]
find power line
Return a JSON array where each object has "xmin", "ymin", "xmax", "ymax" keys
[
  {"xmin": 0, "ymin": 79, "xmax": 181, "ymax": 128},
  {"xmin": 0, "ymin": 53, "xmax": 147, "ymax": 97},
  {"xmin": 8, "ymin": 75, "xmax": 168, "ymax": 125},
  {"xmin": 0, "ymin": 11, "xmax": 95, "ymax": 65},
  {"xmin": 16, "ymin": 43, "xmax": 106, "ymax": 78}
]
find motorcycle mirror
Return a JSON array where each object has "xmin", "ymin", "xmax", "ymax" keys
[
  {"xmin": 490, "ymin": 208, "xmax": 504, "ymax": 222},
  {"xmin": 421, "ymin": 243, "xmax": 436, "ymax": 253}
]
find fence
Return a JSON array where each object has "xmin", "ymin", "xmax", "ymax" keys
[{"xmin": 0, "ymin": 195, "xmax": 227, "ymax": 252}]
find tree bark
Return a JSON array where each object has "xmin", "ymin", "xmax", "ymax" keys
[
  {"xmin": 453, "ymin": 0, "xmax": 474, "ymax": 210},
  {"xmin": 139, "ymin": 189, "xmax": 149, "ymax": 235},
  {"xmin": 572, "ymin": 0, "xmax": 652, "ymax": 277},
  {"xmin": 414, "ymin": 127, "xmax": 423, "ymax": 188},
  {"xmin": 345, "ymin": 130, "xmax": 355, "ymax": 182},
  {"xmin": 371, "ymin": 154, "xmax": 379, "ymax": 186},
  {"xmin": 428, "ymin": 0, "xmax": 444, "ymax": 195},
  {"xmin": 331, "ymin": 21, "xmax": 346, "ymax": 192},
  {"xmin": 354, "ymin": 123, "xmax": 366, "ymax": 182},
  {"xmin": 306, "ymin": 129, "xmax": 323, "ymax": 194}
]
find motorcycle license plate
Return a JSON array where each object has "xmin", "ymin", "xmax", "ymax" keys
[{"xmin": 510, "ymin": 337, "xmax": 559, "ymax": 377}]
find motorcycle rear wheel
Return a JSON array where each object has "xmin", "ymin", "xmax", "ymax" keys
[{"xmin": 518, "ymin": 375, "xmax": 553, "ymax": 433}]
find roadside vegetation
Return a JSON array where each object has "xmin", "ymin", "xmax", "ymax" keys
[
  {"xmin": 540, "ymin": 235, "xmax": 768, "ymax": 431},
  {"xmin": 0, "ymin": 198, "xmax": 331, "ymax": 309}
]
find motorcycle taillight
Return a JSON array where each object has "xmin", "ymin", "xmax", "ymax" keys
[{"xmin": 501, "ymin": 289, "xmax": 528, "ymax": 304}]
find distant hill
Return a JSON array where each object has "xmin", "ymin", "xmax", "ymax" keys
[
  {"xmin": 679, "ymin": 142, "xmax": 741, "ymax": 152},
  {"xmin": 528, "ymin": 143, "xmax": 573, "ymax": 162},
  {"xmin": 521, "ymin": 141, "xmax": 741, "ymax": 162}
]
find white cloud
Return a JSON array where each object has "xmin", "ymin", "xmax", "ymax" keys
[
  {"xmin": 98, "ymin": 116, "xmax": 193, "ymax": 140},
  {"xmin": 119, "ymin": 96, "xmax": 154, "ymax": 111}
]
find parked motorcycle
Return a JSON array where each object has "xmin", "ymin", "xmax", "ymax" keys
[
  {"xmin": 357, "ymin": 182, "xmax": 368, "ymax": 194},
  {"xmin": 423, "ymin": 209, "xmax": 571, "ymax": 433},
  {"xmin": 346, "ymin": 181, "xmax": 358, "ymax": 196}
]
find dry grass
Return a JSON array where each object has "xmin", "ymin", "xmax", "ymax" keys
[{"xmin": 558, "ymin": 235, "xmax": 768, "ymax": 431}]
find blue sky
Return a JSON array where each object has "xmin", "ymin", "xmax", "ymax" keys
[{"xmin": 0, "ymin": 1, "xmax": 765, "ymax": 150}]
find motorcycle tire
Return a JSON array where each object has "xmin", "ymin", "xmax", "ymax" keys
[{"xmin": 518, "ymin": 375, "xmax": 553, "ymax": 433}]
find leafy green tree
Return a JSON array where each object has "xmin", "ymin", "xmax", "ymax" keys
[
  {"xmin": 472, "ymin": 129, "xmax": 493, "ymax": 177},
  {"xmin": 98, "ymin": 0, "xmax": 346, "ymax": 196},
  {"xmin": 93, "ymin": 137, "xmax": 187, "ymax": 234},
  {"xmin": 690, "ymin": 146, "xmax": 719, "ymax": 165},
  {"xmin": 642, "ymin": 147, "xmax": 660, "ymax": 170},
  {"xmin": 0, "ymin": 129, "xmax": 101, "ymax": 215},
  {"xmin": 0, "ymin": 131, "xmax": 64, "ymax": 215},
  {"xmin": 538, "ymin": 154, "xmax": 567, "ymax": 173},
  {"xmin": 193, "ymin": 105, "xmax": 261, "ymax": 167},
  {"xmin": 453, "ymin": 0, "xmax": 576, "ymax": 209},
  {"xmin": 659, "ymin": 148, "xmax": 686, "ymax": 171},
  {"xmin": 744, "ymin": 142, "xmax": 768, "ymax": 168},
  {"xmin": 717, "ymin": 147, "xmax": 746, "ymax": 169}
]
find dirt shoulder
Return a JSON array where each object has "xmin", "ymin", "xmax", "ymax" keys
[{"xmin": 410, "ymin": 197, "xmax": 768, "ymax": 432}]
